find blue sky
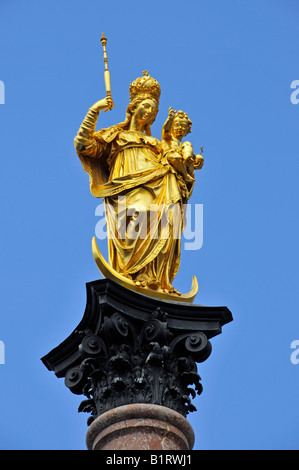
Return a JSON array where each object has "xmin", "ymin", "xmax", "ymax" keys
[{"xmin": 0, "ymin": 0, "xmax": 298, "ymax": 450}]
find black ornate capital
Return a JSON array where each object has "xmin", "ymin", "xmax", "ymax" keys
[{"xmin": 41, "ymin": 279, "xmax": 232, "ymax": 425}]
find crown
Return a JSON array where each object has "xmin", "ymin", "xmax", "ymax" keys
[{"xmin": 129, "ymin": 71, "xmax": 161, "ymax": 103}]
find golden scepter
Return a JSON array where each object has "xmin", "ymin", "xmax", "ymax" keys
[{"xmin": 100, "ymin": 32, "xmax": 114, "ymax": 111}]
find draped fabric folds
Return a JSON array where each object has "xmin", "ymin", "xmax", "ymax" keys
[{"xmin": 75, "ymin": 110, "xmax": 186, "ymax": 290}]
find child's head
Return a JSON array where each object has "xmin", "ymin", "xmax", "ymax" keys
[{"xmin": 171, "ymin": 111, "xmax": 192, "ymax": 139}]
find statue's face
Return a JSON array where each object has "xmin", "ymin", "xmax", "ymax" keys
[
  {"xmin": 134, "ymin": 99, "xmax": 157, "ymax": 126},
  {"xmin": 172, "ymin": 118, "xmax": 188, "ymax": 139}
]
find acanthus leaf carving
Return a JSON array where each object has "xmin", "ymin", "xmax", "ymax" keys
[{"xmin": 64, "ymin": 309, "xmax": 210, "ymax": 423}]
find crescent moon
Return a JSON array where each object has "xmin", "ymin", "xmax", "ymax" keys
[{"xmin": 91, "ymin": 237, "xmax": 198, "ymax": 303}]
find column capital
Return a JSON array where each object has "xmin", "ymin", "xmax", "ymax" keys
[{"xmin": 41, "ymin": 279, "xmax": 232, "ymax": 431}]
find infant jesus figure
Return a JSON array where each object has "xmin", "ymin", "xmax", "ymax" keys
[{"xmin": 161, "ymin": 107, "xmax": 204, "ymax": 187}]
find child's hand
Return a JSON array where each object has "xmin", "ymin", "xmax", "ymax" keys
[
  {"xmin": 168, "ymin": 106, "xmax": 176, "ymax": 118},
  {"xmin": 162, "ymin": 107, "xmax": 176, "ymax": 136},
  {"xmin": 185, "ymin": 155, "xmax": 195, "ymax": 164},
  {"xmin": 182, "ymin": 153, "xmax": 195, "ymax": 165}
]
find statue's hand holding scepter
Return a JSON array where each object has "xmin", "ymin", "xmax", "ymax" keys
[{"xmin": 90, "ymin": 97, "xmax": 114, "ymax": 113}]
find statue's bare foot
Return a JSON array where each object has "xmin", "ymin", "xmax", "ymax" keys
[
  {"xmin": 134, "ymin": 277, "xmax": 181, "ymax": 296},
  {"xmin": 135, "ymin": 280, "xmax": 147, "ymax": 287},
  {"xmin": 162, "ymin": 286, "xmax": 181, "ymax": 296},
  {"xmin": 134, "ymin": 275, "xmax": 161, "ymax": 291}
]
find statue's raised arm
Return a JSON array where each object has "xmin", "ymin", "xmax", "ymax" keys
[{"xmin": 74, "ymin": 96, "xmax": 114, "ymax": 154}]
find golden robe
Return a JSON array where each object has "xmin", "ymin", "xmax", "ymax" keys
[{"xmin": 74, "ymin": 108, "xmax": 186, "ymax": 290}]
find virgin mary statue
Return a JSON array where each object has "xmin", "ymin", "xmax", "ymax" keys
[{"xmin": 74, "ymin": 71, "xmax": 197, "ymax": 300}]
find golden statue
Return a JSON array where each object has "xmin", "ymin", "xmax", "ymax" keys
[{"xmin": 74, "ymin": 38, "xmax": 204, "ymax": 302}]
